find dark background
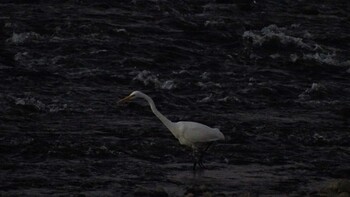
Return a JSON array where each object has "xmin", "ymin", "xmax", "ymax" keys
[{"xmin": 0, "ymin": 0, "xmax": 349, "ymax": 196}]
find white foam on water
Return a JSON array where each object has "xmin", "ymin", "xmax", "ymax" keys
[
  {"xmin": 133, "ymin": 70, "xmax": 176, "ymax": 90},
  {"xmin": 303, "ymin": 52, "xmax": 350, "ymax": 66},
  {"xmin": 243, "ymin": 24, "xmax": 310, "ymax": 49},
  {"xmin": 161, "ymin": 80, "xmax": 176, "ymax": 90},
  {"xmin": 242, "ymin": 24, "xmax": 350, "ymax": 66},
  {"xmin": 14, "ymin": 96, "xmax": 67, "ymax": 113},
  {"xmin": 7, "ymin": 32, "xmax": 42, "ymax": 44},
  {"xmin": 133, "ymin": 70, "xmax": 161, "ymax": 87},
  {"xmin": 198, "ymin": 94, "xmax": 213, "ymax": 103},
  {"xmin": 196, "ymin": 81, "xmax": 222, "ymax": 89}
]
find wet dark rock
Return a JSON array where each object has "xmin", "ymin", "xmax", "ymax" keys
[
  {"xmin": 184, "ymin": 184, "xmax": 213, "ymax": 197},
  {"xmin": 134, "ymin": 186, "xmax": 168, "ymax": 197},
  {"xmin": 298, "ymin": 83, "xmax": 328, "ymax": 100},
  {"xmin": 319, "ymin": 180, "xmax": 350, "ymax": 197}
]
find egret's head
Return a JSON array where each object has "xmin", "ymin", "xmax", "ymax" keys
[{"xmin": 118, "ymin": 91, "xmax": 143, "ymax": 104}]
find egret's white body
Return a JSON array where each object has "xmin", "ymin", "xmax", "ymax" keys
[
  {"xmin": 174, "ymin": 121, "xmax": 224, "ymax": 147},
  {"xmin": 118, "ymin": 91, "xmax": 225, "ymax": 170}
]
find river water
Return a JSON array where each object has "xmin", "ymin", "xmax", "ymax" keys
[{"xmin": 0, "ymin": 1, "xmax": 349, "ymax": 196}]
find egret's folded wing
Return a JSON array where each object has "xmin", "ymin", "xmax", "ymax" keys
[{"xmin": 179, "ymin": 121, "xmax": 224, "ymax": 143}]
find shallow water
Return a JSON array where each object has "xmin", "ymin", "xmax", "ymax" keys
[{"xmin": 0, "ymin": 0, "xmax": 349, "ymax": 196}]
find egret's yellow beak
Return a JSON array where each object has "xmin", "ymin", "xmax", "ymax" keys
[{"xmin": 117, "ymin": 95, "xmax": 134, "ymax": 104}]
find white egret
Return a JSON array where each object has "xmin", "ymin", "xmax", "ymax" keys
[{"xmin": 118, "ymin": 91, "xmax": 225, "ymax": 170}]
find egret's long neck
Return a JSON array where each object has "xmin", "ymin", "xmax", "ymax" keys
[{"xmin": 142, "ymin": 94, "xmax": 175, "ymax": 134}]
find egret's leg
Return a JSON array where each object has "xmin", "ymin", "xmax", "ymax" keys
[
  {"xmin": 192, "ymin": 147, "xmax": 202, "ymax": 171},
  {"xmin": 197, "ymin": 142, "xmax": 213, "ymax": 169},
  {"xmin": 198, "ymin": 155, "xmax": 205, "ymax": 169},
  {"xmin": 198, "ymin": 150, "xmax": 207, "ymax": 169},
  {"xmin": 204, "ymin": 142, "xmax": 213, "ymax": 153},
  {"xmin": 192, "ymin": 148, "xmax": 197, "ymax": 170}
]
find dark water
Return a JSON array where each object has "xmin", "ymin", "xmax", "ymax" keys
[{"xmin": 0, "ymin": 0, "xmax": 349, "ymax": 196}]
